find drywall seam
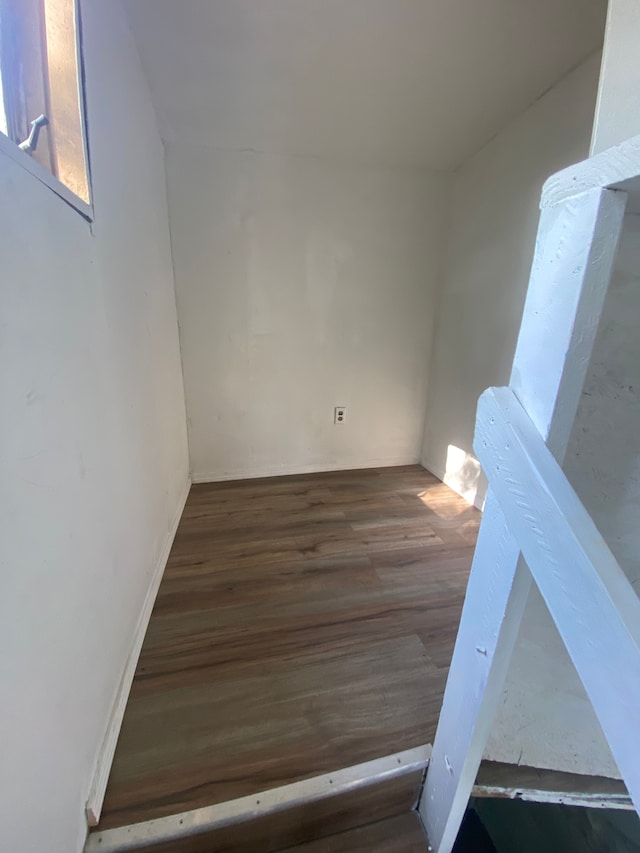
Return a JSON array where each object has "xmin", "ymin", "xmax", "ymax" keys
[
  {"xmin": 85, "ymin": 475, "xmax": 191, "ymax": 827},
  {"xmin": 191, "ymin": 457, "xmax": 422, "ymax": 484}
]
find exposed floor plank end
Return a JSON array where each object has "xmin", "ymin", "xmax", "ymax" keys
[
  {"xmin": 473, "ymin": 761, "xmax": 632, "ymax": 810},
  {"xmin": 85, "ymin": 746, "xmax": 430, "ymax": 853},
  {"xmin": 275, "ymin": 811, "xmax": 431, "ymax": 852}
]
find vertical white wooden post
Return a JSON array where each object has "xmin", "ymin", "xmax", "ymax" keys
[{"xmin": 420, "ymin": 186, "xmax": 627, "ymax": 853}]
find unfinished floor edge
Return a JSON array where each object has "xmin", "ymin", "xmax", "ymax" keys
[
  {"xmin": 472, "ymin": 761, "xmax": 633, "ymax": 810},
  {"xmin": 85, "ymin": 746, "xmax": 431, "ymax": 853}
]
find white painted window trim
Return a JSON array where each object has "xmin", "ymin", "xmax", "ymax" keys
[
  {"xmin": 0, "ymin": 0, "xmax": 93, "ymax": 222},
  {"xmin": 0, "ymin": 130, "xmax": 93, "ymax": 221},
  {"xmin": 419, "ymin": 133, "xmax": 640, "ymax": 853}
]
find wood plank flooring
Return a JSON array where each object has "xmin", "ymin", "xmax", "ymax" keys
[
  {"xmin": 110, "ymin": 771, "xmax": 426, "ymax": 853},
  {"xmin": 276, "ymin": 812, "xmax": 430, "ymax": 852},
  {"xmin": 97, "ymin": 465, "xmax": 479, "ymax": 831}
]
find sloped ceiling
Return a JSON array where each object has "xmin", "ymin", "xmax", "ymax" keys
[{"xmin": 124, "ymin": 0, "xmax": 606, "ymax": 170}]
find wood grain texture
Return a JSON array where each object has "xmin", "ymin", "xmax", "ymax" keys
[
  {"xmin": 96, "ymin": 466, "xmax": 478, "ymax": 830},
  {"xmin": 117, "ymin": 771, "xmax": 425, "ymax": 853},
  {"xmin": 276, "ymin": 811, "xmax": 430, "ymax": 852},
  {"xmin": 86, "ymin": 749, "xmax": 429, "ymax": 852}
]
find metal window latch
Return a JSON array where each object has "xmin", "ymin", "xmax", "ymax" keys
[{"xmin": 19, "ymin": 114, "xmax": 49, "ymax": 154}]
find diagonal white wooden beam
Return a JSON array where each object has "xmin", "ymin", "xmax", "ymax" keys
[
  {"xmin": 475, "ymin": 386, "xmax": 640, "ymax": 813},
  {"xmin": 542, "ymin": 133, "xmax": 640, "ymax": 208},
  {"xmin": 420, "ymin": 186, "xmax": 626, "ymax": 853},
  {"xmin": 420, "ymin": 492, "xmax": 531, "ymax": 851}
]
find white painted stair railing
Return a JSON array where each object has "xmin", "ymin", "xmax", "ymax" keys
[{"xmin": 419, "ymin": 135, "xmax": 640, "ymax": 852}]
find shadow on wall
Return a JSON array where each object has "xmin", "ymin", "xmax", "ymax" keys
[{"xmin": 442, "ymin": 444, "xmax": 485, "ymax": 509}]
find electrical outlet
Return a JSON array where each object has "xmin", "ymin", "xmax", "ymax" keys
[{"xmin": 334, "ymin": 406, "xmax": 346, "ymax": 425}]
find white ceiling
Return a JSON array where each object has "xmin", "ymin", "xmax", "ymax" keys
[{"xmin": 124, "ymin": 0, "xmax": 607, "ymax": 170}]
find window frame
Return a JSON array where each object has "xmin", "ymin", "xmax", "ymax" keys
[{"xmin": 0, "ymin": 0, "xmax": 93, "ymax": 221}]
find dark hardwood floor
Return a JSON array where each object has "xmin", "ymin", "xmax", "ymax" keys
[
  {"xmin": 97, "ymin": 465, "xmax": 479, "ymax": 830},
  {"xmin": 125, "ymin": 772, "xmax": 427, "ymax": 853},
  {"xmin": 277, "ymin": 812, "xmax": 430, "ymax": 852}
]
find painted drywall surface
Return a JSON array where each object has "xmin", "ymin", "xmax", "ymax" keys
[
  {"xmin": 421, "ymin": 54, "xmax": 601, "ymax": 508},
  {"xmin": 0, "ymin": 3, "xmax": 189, "ymax": 852},
  {"xmin": 485, "ymin": 216, "xmax": 640, "ymax": 779},
  {"xmin": 592, "ymin": 0, "xmax": 640, "ymax": 153},
  {"xmin": 166, "ymin": 146, "xmax": 447, "ymax": 481},
  {"xmin": 124, "ymin": 0, "xmax": 606, "ymax": 170}
]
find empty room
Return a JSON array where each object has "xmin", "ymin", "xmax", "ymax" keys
[{"xmin": 3, "ymin": 1, "xmax": 640, "ymax": 852}]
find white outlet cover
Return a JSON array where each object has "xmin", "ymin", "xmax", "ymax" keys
[{"xmin": 334, "ymin": 407, "xmax": 346, "ymax": 424}]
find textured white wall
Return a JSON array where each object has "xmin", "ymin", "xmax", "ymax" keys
[
  {"xmin": 421, "ymin": 54, "xmax": 601, "ymax": 508},
  {"xmin": 592, "ymin": 0, "xmax": 640, "ymax": 153},
  {"xmin": 0, "ymin": 3, "xmax": 189, "ymax": 851},
  {"xmin": 167, "ymin": 146, "xmax": 447, "ymax": 481}
]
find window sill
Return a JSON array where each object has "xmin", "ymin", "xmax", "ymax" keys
[{"xmin": 0, "ymin": 130, "xmax": 93, "ymax": 221}]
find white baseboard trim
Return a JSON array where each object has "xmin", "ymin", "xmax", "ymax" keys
[
  {"xmin": 85, "ymin": 476, "xmax": 192, "ymax": 827},
  {"xmin": 420, "ymin": 457, "xmax": 447, "ymax": 485},
  {"xmin": 421, "ymin": 455, "xmax": 485, "ymax": 511},
  {"xmin": 192, "ymin": 457, "xmax": 421, "ymax": 484}
]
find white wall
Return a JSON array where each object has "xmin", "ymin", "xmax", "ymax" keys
[
  {"xmin": 421, "ymin": 53, "xmax": 602, "ymax": 508},
  {"xmin": 166, "ymin": 146, "xmax": 447, "ymax": 481},
  {"xmin": 592, "ymin": 0, "xmax": 640, "ymax": 153},
  {"xmin": 123, "ymin": 0, "xmax": 607, "ymax": 172},
  {"xmin": 0, "ymin": 3, "xmax": 189, "ymax": 852}
]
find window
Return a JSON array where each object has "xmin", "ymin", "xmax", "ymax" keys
[{"xmin": 0, "ymin": 0, "xmax": 90, "ymax": 207}]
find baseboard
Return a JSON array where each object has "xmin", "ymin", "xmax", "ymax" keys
[
  {"xmin": 192, "ymin": 457, "xmax": 421, "ymax": 484},
  {"xmin": 85, "ymin": 475, "xmax": 192, "ymax": 827},
  {"xmin": 421, "ymin": 455, "xmax": 485, "ymax": 511},
  {"xmin": 420, "ymin": 457, "xmax": 447, "ymax": 486}
]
